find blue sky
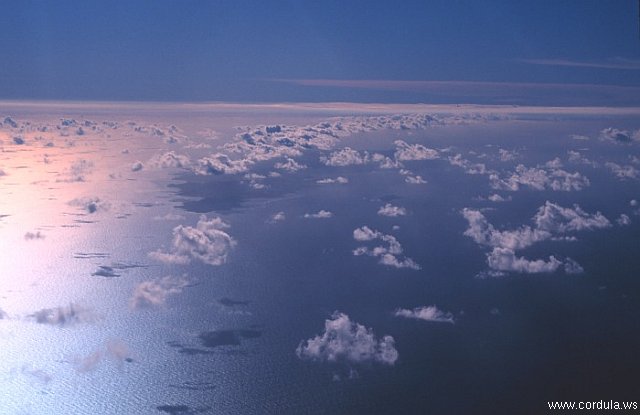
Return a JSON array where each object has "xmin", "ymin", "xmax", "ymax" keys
[{"xmin": 2, "ymin": 0, "xmax": 640, "ymax": 104}]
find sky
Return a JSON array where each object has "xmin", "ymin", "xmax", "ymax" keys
[{"xmin": 2, "ymin": 0, "xmax": 640, "ymax": 104}]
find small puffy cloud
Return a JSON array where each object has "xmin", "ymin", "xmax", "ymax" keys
[
  {"xmin": 296, "ymin": 312, "xmax": 398, "ymax": 365},
  {"xmin": 377, "ymin": 203, "xmax": 407, "ymax": 217},
  {"xmin": 304, "ymin": 210, "xmax": 333, "ymax": 219},
  {"xmin": 617, "ymin": 214, "xmax": 631, "ymax": 226},
  {"xmin": 321, "ymin": 147, "xmax": 369, "ymax": 166},
  {"xmin": 129, "ymin": 275, "xmax": 189, "ymax": 309},
  {"xmin": 394, "ymin": 305, "xmax": 454, "ymax": 324},
  {"xmin": 30, "ymin": 303, "xmax": 96, "ymax": 327},
  {"xmin": 448, "ymin": 154, "xmax": 490, "ymax": 175},
  {"xmin": 353, "ymin": 226, "xmax": 420, "ymax": 270},
  {"xmin": 599, "ymin": 127, "xmax": 634, "ymax": 144},
  {"xmin": 564, "ymin": 258, "xmax": 584, "ymax": 274},
  {"xmin": 270, "ymin": 211, "xmax": 286, "ymax": 222},
  {"xmin": 371, "ymin": 153, "xmax": 402, "ymax": 169},
  {"xmin": 149, "ymin": 151, "xmax": 191, "ymax": 169},
  {"xmin": 13, "ymin": 136, "xmax": 25, "ymax": 145},
  {"xmin": 317, "ymin": 176, "xmax": 349, "ymax": 184},
  {"xmin": 605, "ymin": 162, "xmax": 640, "ymax": 180},
  {"xmin": 570, "ymin": 134, "xmax": 590, "ymax": 141},
  {"xmin": 131, "ymin": 161, "xmax": 144, "ymax": 172},
  {"xmin": 498, "ymin": 148, "xmax": 519, "ymax": 161},
  {"xmin": 393, "ymin": 140, "xmax": 439, "ymax": 161},
  {"xmin": 149, "ymin": 215, "xmax": 236, "ymax": 266},
  {"xmin": 487, "ymin": 194, "xmax": 511, "ymax": 203},
  {"xmin": 274, "ymin": 157, "xmax": 307, "ymax": 172},
  {"xmin": 404, "ymin": 174, "xmax": 427, "ymax": 184}
]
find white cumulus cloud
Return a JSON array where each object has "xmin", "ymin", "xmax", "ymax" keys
[
  {"xmin": 394, "ymin": 305, "xmax": 454, "ymax": 323},
  {"xmin": 296, "ymin": 312, "xmax": 398, "ymax": 365},
  {"xmin": 377, "ymin": 203, "xmax": 407, "ymax": 217},
  {"xmin": 353, "ymin": 226, "xmax": 420, "ymax": 270},
  {"xmin": 149, "ymin": 215, "xmax": 236, "ymax": 266}
]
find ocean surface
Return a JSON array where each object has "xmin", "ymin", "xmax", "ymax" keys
[{"xmin": 0, "ymin": 103, "xmax": 639, "ymax": 414}]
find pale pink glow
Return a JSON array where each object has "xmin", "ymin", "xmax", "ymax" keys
[{"xmin": 519, "ymin": 57, "xmax": 640, "ymax": 70}]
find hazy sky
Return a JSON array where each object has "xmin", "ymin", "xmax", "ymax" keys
[{"xmin": 2, "ymin": 0, "xmax": 640, "ymax": 104}]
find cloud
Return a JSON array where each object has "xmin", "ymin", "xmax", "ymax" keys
[
  {"xmin": 567, "ymin": 150, "xmax": 597, "ymax": 167},
  {"xmin": 498, "ymin": 148, "xmax": 519, "ymax": 161},
  {"xmin": 599, "ymin": 128, "xmax": 634, "ymax": 144},
  {"xmin": 462, "ymin": 202, "xmax": 609, "ymax": 274},
  {"xmin": 394, "ymin": 306, "xmax": 454, "ymax": 323},
  {"xmin": 304, "ymin": 210, "xmax": 333, "ymax": 219},
  {"xmin": 371, "ymin": 153, "xmax": 402, "ymax": 169},
  {"xmin": 448, "ymin": 154, "xmax": 490, "ymax": 175},
  {"xmin": 149, "ymin": 151, "xmax": 191, "ymax": 169},
  {"xmin": 393, "ymin": 140, "xmax": 439, "ymax": 161},
  {"xmin": 487, "ymin": 194, "xmax": 511, "ymax": 202},
  {"xmin": 321, "ymin": 147, "xmax": 369, "ymax": 166},
  {"xmin": 404, "ymin": 174, "xmax": 427, "ymax": 184},
  {"xmin": 30, "ymin": 303, "xmax": 96, "ymax": 326},
  {"xmin": 490, "ymin": 163, "xmax": 590, "ymax": 191},
  {"xmin": 533, "ymin": 201, "xmax": 611, "ymax": 233},
  {"xmin": 195, "ymin": 153, "xmax": 251, "ymax": 175},
  {"xmin": 570, "ymin": 134, "xmax": 590, "ymax": 141},
  {"xmin": 317, "ymin": 176, "xmax": 349, "ymax": 184},
  {"xmin": 617, "ymin": 214, "xmax": 631, "ymax": 226},
  {"xmin": 296, "ymin": 312, "xmax": 398, "ymax": 365},
  {"xmin": 461, "ymin": 208, "xmax": 549, "ymax": 250},
  {"xmin": 274, "ymin": 157, "xmax": 307, "ymax": 172},
  {"xmin": 149, "ymin": 215, "xmax": 236, "ymax": 266},
  {"xmin": 353, "ymin": 226, "xmax": 420, "ymax": 270},
  {"xmin": 129, "ymin": 275, "xmax": 189, "ymax": 309},
  {"xmin": 486, "ymin": 247, "xmax": 563, "ymax": 274},
  {"xmin": 377, "ymin": 203, "xmax": 407, "ymax": 217},
  {"xmin": 131, "ymin": 161, "xmax": 144, "ymax": 171},
  {"xmin": 605, "ymin": 162, "xmax": 640, "ymax": 180},
  {"xmin": 270, "ymin": 211, "xmax": 286, "ymax": 222}
]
